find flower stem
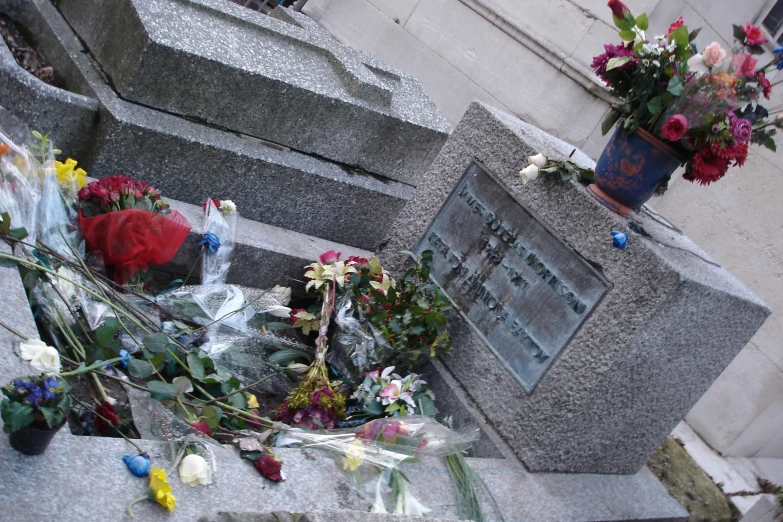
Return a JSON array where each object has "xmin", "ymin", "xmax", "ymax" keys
[
  {"xmin": 0, "ymin": 318, "xmax": 29, "ymax": 340},
  {"xmin": 126, "ymin": 496, "xmax": 147, "ymax": 519},
  {"xmin": 58, "ymin": 356, "xmax": 128, "ymax": 376},
  {"xmin": 70, "ymin": 395, "xmax": 145, "ymax": 453}
]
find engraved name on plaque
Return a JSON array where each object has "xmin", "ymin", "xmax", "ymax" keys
[{"xmin": 415, "ymin": 162, "xmax": 610, "ymax": 392}]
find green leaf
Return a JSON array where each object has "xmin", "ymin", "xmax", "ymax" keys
[
  {"xmin": 764, "ymin": 135, "xmax": 777, "ymax": 152},
  {"xmin": 228, "ymin": 392, "xmax": 247, "ymax": 409},
  {"xmin": 128, "ymin": 359, "xmax": 154, "ymax": 379},
  {"xmin": 187, "ymin": 353, "xmax": 206, "ymax": 380},
  {"xmin": 688, "ymin": 28, "xmax": 701, "ymax": 42},
  {"xmin": 147, "ymin": 381, "xmax": 178, "ymax": 400},
  {"xmin": 173, "ymin": 376, "xmax": 193, "ymax": 398},
  {"xmin": 669, "ymin": 26, "xmax": 690, "ymax": 55},
  {"xmin": 667, "ymin": 75, "xmax": 684, "ymax": 96},
  {"xmin": 602, "ymin": 110, "xmax": 622, "ymax": 136},
  {"xmin": 732, "ymin": 24, "xmax": 745, "ymax": 42},
  {"xmin": 201, "ymin": 405, "xmax": 222, "ymax": 429},
  {"xmin": 94, "ymin": 326, "xmax": 116, "ymax": 348},
  {"xmin": 142, "ymin": 333, "xmax": 170, "ymax": 353},
  {"xmin": 0, "ymin": 401, "xmax": 34, "ymax": 433},
  {"xmin": 613, "ymin": 14, "xmax": 632, "ymax": 30},
  {"xmin": 416, "ymin": 395, "xmax": 437, "ymax": 418},
  {"xmin": 269, "ymin": 349, "xmax": 312, "ymax": 368},
  {"xmin": 618, "ymin": 30, "xmax": 636, "ymax": 42},
  {"xmin": 84, "ymin": 344, "xmax": 105, "ymax": 364},
  {"xmin": 40, "ymin": 406, "xmax": 65, "ymax": 428},
  {"xmin": 635, "ymin": 13, "xmax": 648, "ymax": 31}
]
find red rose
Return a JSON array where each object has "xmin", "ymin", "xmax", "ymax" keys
[
  {"xmin": 202, "ymin": 198, "xmax": 220, "ymax": 211},
  {"xmin": 743, "ymin": 23, "xmax": 768, "ymax": 46},
  {"xmin": 758, "ymin": 72, "xmax": 772, "ymax": 99},
  {"xmin": 665, "ymin": 17, "xmax": 684, "ymax": 37},
  {"xmin": 346, "ymin": 255, "xmax": 369, "ymax": 266},
  {"xmin": 253, "ymin": 455, "xmax": 283, "ymax": 482},
  {"xmin": 95, "ymin": 401, "xmax": 119, "ymax": 432},
  {"xmin": 190, "ymin": 421, "xmax": 212, "ymax": 437},
  {"xmin": 660, "ymin": 114, "xmax": 689, "ymax": 141},
  {"xmin": 607, "ymin": 0, "xmax": 629, "ymax": 18},
  {"xmin": 318, "ymin": 250, "xmax": 341, "ymax": 265}
]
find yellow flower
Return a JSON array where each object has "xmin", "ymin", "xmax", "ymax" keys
[
  {"xmin": 246, "ymin": 393, "xmax": 259, "ymax": 409},
  {"xmin": 370, "ymin": 273, "xmax": 395, "ymax": 294},
  {"xmin": 343, "ymin": 439, "xmax": 365, "ymax": 471},
  {"xmin": 54, "ymin": 158, "xmax": 87, "ymax": 190},
  {"xmin": 149, "ymin": 467, "xmax": 176, "ymax": 512}
]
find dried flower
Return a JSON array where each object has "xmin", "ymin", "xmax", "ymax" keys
[
  {"xmin": 253, "ymin": 455, "xmax": 284, "ymax": 482},
  {"xmin": 95, "ymin": 401, "xmax": 119, "ymax": 432}
]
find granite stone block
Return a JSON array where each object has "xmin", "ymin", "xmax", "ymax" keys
[
  {"xmin": 0, "ymin": 11, "xmax": 98, "ymax": 159},
  {"xmin": 56, "ymin": 0, "xmax": 451, "ymax": 184},
  {"xmin": 0, "ymin": 0, "xmax": 413, "ymax": 250},
  {"xmin": 379, "ymin": 101, "xmax": 772, "ymax": 474}
]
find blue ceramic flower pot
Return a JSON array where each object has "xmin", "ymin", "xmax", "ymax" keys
[{"xmin": 588, "ymin": 127, "xmax": 683, "ymax": 216}]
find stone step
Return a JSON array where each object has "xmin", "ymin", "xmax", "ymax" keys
[
  {"xmin": 156, "ymin": 196, "xmax": 373, "ymax": 290},
  {"xmin": 0, "ymin": 10, "xmax": 98, "ymax": 160},
  {"xmin": 56, "ymin": 0, "xmax": 450, "ymax": 184},
  {"xmin": 1, "ymin": 0, "xmax": 413, "ymax": 251}
]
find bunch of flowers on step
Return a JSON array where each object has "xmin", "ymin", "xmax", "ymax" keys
[
  {"xmin": 276, "ymin": 250, "xmax": 352, "ymax": 429},
  {"xmin": 77, "ymin": 174, "xmax": 191, "ymax": 284},
  {"xmin": 330, "ymin": 251, "xmax": 453, "ymax": 381},
  {"xmin": 200, "ymin": 198, "xmax": 238, "ymax": 285},
  {"xmin": 593, "ymin": 1, "xmax": 782, "ymax": 187},
  {"xmin": 349, "ymin": 366, "xmax": 436, "ymax": 422}
]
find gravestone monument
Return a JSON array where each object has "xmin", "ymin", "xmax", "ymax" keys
[{"xmin": 380, "ymin": 101, "xmax": 771, "ymax": 475}]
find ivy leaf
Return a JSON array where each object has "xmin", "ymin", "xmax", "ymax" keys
[
  {"xmin": 147, "ymin": 381, "xmax": 178, "ymax": 401},
  {"xmin": 142, "ymin": 333, "xmax": 170, "ymax": 353},
  {"xmin": 128, "ymin": 359, "xmax": 154, "ymax": 379}
]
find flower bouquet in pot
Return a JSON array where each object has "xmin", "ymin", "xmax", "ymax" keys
[
  {"xmin": 78, "ymin": 175, "xmax": 191, "ymax": 285},
  {"xmin": 590, "ymin": 0, "xmax": 782, "ymax": 215},
  {"xmin": 1, "ymin": 375, "xmax": 72, "ymax": 455}
]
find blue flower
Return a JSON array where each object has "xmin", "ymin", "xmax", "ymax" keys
[
  {"xmin": 119, "ymin": 349, "xmax": 130, "ymax": 369},
  {"xmin": 611, "ymin": 231, "xmax": 627, "ymax": 250},
  {"xmin": 13, "ymin": 378, "xmax": 33, "ymax": 395},
  {"xmin": 122, "ymin": 453, "xmax": 151, "ymax": 477},
  {"xmin": 26, "ymin": 386, "xmax": 44, "ymax": 406},
  {"xmin": 43, "ymin": 377, "xmax": 59, "ymax": 401},
  {"xmin": 198, "ymin": 232, "xmax": 221, "ymax": 253},
  {"xmin": 774, "ymin": 46, "xmax": 783, "ymax": 56}
]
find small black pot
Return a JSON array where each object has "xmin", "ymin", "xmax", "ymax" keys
[{"xmin": 8, "ymin": 421, "xmax": 64, "ymax": 455}]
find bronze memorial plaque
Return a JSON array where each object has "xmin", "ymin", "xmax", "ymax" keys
[{"xmin": 415, "ymin": 162, "xmax": 610, "ymax": 392}]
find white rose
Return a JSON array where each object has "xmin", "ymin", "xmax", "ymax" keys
[
  {"xmin": 30, "ymin": 345, "xmax": 61, "ymax": 375},
  {"xmin": 56, "ymin": 267, "xmax": 77, "ymax": 300},
  {"xmin": 179, "ymin": 454, "xmax": 213, "ymax": 486},
  {"xmin": 519, "ymin": 164, "xmax": 540, "ymax": 184},
  {"xmin": 219, "ymin": 200, "xmax": 237, "ymax": 214},
  {"xmin": 687, "ymin": 54, "xmax": 707, "ymax": 75},
  {"xmin": 266, "ymin": 305, "xmax": 292, "ymax": 319},
  {"xmin": 527, "ymin": 153, "xmax": 548, "ymax": 168},
  {"xmin": 19, "ymin": 339, "xmax": 50, "ymax": 360}
]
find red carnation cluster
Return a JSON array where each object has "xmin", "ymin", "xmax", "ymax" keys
[
  {"xmin": 684, "ymin": 141, "xmax": 748, "ymax": 185},
  {"xmin": 78, "ymin": 175, "xmax": 165, "ymax": 215}
]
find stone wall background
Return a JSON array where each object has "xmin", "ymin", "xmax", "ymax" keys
[{"xmin": 301, "ymin": 0, "xmax": 783, "ymax": 459}]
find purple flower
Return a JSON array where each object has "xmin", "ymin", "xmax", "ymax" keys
[
  {"xmin": 730, "ymin": 117, "xmax": 753, "ymax": 143},
  {"xmin": 591, "ymin": 43, "xmax": 636, "ymax": 86}
]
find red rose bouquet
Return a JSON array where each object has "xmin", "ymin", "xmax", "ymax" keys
[{"xmin": 78, "ymin": 175, "xmax": 191, "ymax": 284}]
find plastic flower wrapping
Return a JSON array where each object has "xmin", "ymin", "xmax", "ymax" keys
[
  {"xmin": 593, "ymin": 1, "xmax": 781, "ymax": 189},
  {"xmin": 201, "ymin": 198, "xmax": 238, "ymax": 286}
]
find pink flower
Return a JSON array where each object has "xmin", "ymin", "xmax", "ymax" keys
[
  {"xmin": 743, "ymin": 23, "xmax": 767, "ymax": 46},
  {"xmin": 381, "ymin": 420, "xmax": 401, "ymax": 441},
  {"xmin": 702, "ymin": 42, "xmax": 727, "ymax": 68},
  {"xmin": 379, "ymin": 381, "xmax": 401, "ymax": 405},
  {"xmin": 758, "ymin": 72, "xmax": 772, "ymax": 99},
  {"xmin": 190, "ymin": 421, "xmax": 212, "ymax": 437},
  {"xmin": 318, "ymin": 250, "xmax": 341, "ymax": 265},
  {"xmin": 733, "ymin": 53, "xmax": 758, "ymax": 77},
  {"xmin": 346, "ymin": 255, "xmax": 369, "ymax": 266},
  {"xmin": 665, "ymin": 17, "xmax": 684, "ymax": 38},
  {"xmin": 660, "ymin": 114, "xmax": 688, "ymax": 141}
]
